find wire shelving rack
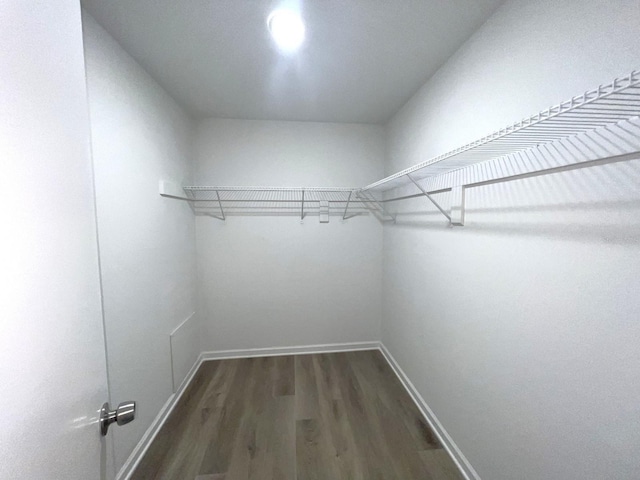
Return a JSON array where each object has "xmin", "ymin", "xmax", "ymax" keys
[
  {"xmin": 181, "ymin": 187, "xmax": 381, "ymax": 221},
  {"xmin": 361, "ymin": 70, "xmax": 640, "ymax": 195},
  {"xmin": 163, "ymin": 70, "xmax": 640, "ymax": 224}
]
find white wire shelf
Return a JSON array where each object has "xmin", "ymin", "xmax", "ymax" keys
[
  {"xmin": 162, "ymin": 70, "xmax": 640, "ymax": 224},
  {"xmin": 180, "ymin": 186, "xmax": 380, "ymax": 221},
  {"xmin": 361, "ymin": 70, "xmax": 640, "ymax": 194}
]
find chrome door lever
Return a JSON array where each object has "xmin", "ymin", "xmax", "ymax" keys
[{"xmin": 100, "ymin": 401, "xmax": 136, "ymax": 436}]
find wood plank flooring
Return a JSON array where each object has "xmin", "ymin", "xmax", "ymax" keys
[{"xmin": 132, "ymin": 350, "xmax": 463, "ymax": 480}]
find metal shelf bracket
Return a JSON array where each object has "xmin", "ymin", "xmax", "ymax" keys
[
  {"xmin": 407, "ymin": 174, "xmax": 452, "ymax": 223},
  {"xmin": 342, "ymin": 190, "xmax": 353, "ymax": 220},
  {"xmin": 215, "ymin": 190, "xmax": 226, "ymax": 221}
]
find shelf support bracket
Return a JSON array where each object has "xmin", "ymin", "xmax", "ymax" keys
[
  {"xmin": 407, "ymin": 174, "xmax": 452, "ymax": 223},
  {"xmin": 301, "ymin": 189, "xmax": 305, "ymax": 221},
  {"xmin": 215, "ymin": 190, "xmax": 225, "ymax": 221},
  {"xmin": 450, "ymin": 186, "xmax": 465, "ymax": 226},
  {"xmin": 343, "ymin": 190, "xmax": 353, "ymax": 220}
]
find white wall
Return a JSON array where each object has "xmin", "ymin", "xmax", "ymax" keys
[
  {"xmin": 0, "ymin": 2, "xmax": 111, "ymax": 479},
  {"xmin": 383, "ymin": 1, "xmax": 640, "ymax": 479},
  {"xmin": 82, "ymin": 13, "xmax": 199, "ymax": 474},
  {"xmin": 195, "ymin": 119, "xmax": 384, "ymax": 351}
]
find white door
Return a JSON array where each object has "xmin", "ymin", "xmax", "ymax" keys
[{"xmin": 1, "ymin": 1, "xmax": 112, "ymax": 479}]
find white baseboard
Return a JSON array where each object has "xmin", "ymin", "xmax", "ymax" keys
[
  {"xmin": 378, "ymin": 343, "xmax": 480, "ymax": 480},
  {"xmin": 200, "ymin": 341, "xmax": 380, "ymax": 360},
  {"xmin": 116, "ymin": 352, "xmax": 204, "ymax": 480},
  {"xmin": 118, "ymin": 341, "xmax": 477, "ymax": 480}
]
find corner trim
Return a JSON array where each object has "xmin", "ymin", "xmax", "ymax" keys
[
  {"xmin": 200, "ymin": 341, "xmax": 380, "ymax": 360},
  {"xmin": 378, "ymin": 343, "xmax": 480, "ymax": 480},
  {"xmin": 116, "ymin": 352, "xmax": 204, "ymax": 480}
]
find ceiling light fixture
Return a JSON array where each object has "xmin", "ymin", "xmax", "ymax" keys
[{"xmin": 267, "ymin": 9, "xmax": 305, "ymax": 53}]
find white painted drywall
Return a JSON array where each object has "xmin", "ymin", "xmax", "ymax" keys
[
  {"xmin": 195, "ymin": 119, "xmax": 384, "ymax": 351},
  {"xmin": 383, "ymin": 1, "xmax": 640, "ymax": 479},
  {"xmin": 0, "ymin": 2, "xmax": 112, "ymax": 479},
  {"xmin": 82, "ymin": 13, "xmax": 199, "ymax": 474}
]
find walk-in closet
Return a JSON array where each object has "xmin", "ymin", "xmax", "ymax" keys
[{"xmin": 3, "ymin": 1, "xmax": 640, "ymax": 479}]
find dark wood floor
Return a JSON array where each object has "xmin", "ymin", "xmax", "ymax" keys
[{"xmin": 132, "ymin": 350, "xmax": 463, "ymax": 480}]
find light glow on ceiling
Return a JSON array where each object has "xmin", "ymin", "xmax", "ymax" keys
[{"xmin": 267, "ymin": 9, "xmax": 305, "ymax": 53}]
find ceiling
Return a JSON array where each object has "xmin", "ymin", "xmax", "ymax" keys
[{"xmin": 81, "ymin": 0, "xmax": 503, "ymax": 124}]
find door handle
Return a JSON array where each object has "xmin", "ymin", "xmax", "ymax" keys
[{"xmin": 100, "ymin": 401, "xmax": 136, "ymax": 436}]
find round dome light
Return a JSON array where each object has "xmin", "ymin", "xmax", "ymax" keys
[{"xmin": 267, "ymin": 9, "xmax": 305, "ymax": 53}]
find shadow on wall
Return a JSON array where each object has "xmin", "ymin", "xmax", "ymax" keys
[
  {"xmin": 387, "ymin": 164, "xmax": 640, "ymax": 246},
  {"xmin": 385, "ymin": 118, "xmax": 640, "ymax": 246},
  {"xmin": 390, "ymin": 216, "xmax": 640, "ymax": 246}
]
